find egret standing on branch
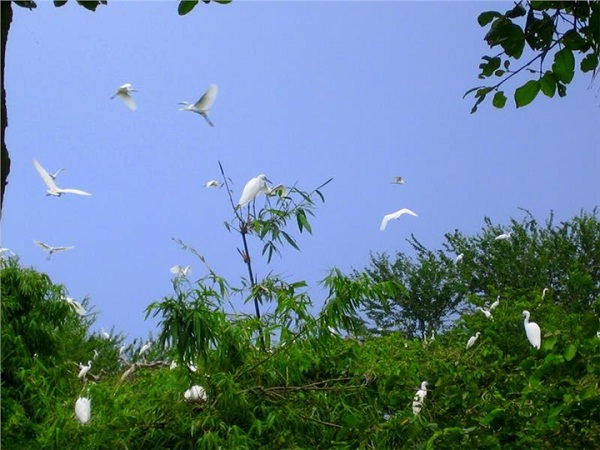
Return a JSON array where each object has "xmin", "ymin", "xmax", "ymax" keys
[
  {"xmin": 466, "ymin": 332, "xmax": 481, "ymax": 349},
  {"xmin": 111, "ymin": 83, "xmax": 137, "ymax": 110},
  {"xmin": 33, "ymin": 160, "xmax": 92, "ymax": 197},
  {"xmin": 494, "ymin": 232, "xmax": 511, "ymax": 241},
  {"xmin": 412, "ymin": 381, "xmax": 429, "ymax": 415},
  {"xmin": 75, "ymin": 396, "xmax": 91, "ymax": 424},
  {"xmin": 238, "ymin": 174, "xmax": 270, "ymax": 208},
  {"xmin": 522, "ymin": 310, "xmax": 541, "ymax": 349},
  {"xmin": 77, "ymin": 360, "xmax": 92, "ymax": 380},
  {"xmin": 178, "ymin": 84, "xmax": 218, "ymax": 127},
  {"xmin": 380, "ymin": 208, "xmax": 418, "ymax": 231}
]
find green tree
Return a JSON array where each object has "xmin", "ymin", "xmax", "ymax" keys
[{"xmin": 465, "ymin": 0, "xmax": 600, "ymax": 112}]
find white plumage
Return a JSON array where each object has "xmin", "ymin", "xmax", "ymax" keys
[
  {"xmin": 75, "ymin": 396, "xmax": 91, "ymax": 424},
  {"xmin": 111, "ymin": 83, "xmax": 137, "ymax": 110},
  {"xmin": 238, "ymin": 174, "xmax": 269, "ymax": 208},
  {"xmin": 380, "ymin": 208, "xmax": 418, "ymax": 231},
  {"xmin": 184, "ymin": 385, "xmax": 207, "ymax": 402},
  {"xmin": 33, "ymin": 160, "xmax": 91, "ymax": 197},
  {"xmin": 78, "ymin": 360, "xmax": 92, "ymax": 380},
  {"xmin": 466, "ymin": 332, "xmax": 481, "ymax": 350},
  {"xmin": 523, "ymin": 310, "xmax": 541, "ymax": 349},
  {"xmin": 178, "ymin": 84, "xmax": 218, "ymax": 127},
  {"xmin": 412, "ymin": 381, "xmax": 428, "ymax": 415}
]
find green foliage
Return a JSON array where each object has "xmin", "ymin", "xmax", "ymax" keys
[{"xmin": 467, "ymin": 1, "xmax": 600, "ymax": 112}]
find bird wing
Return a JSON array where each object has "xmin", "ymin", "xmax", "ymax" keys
[
  {"xmin": 59, "ymin": 188, "xmax": 92, "ymax": 196},
  {"xmin": 396, "ymin": 208, "xmax": 418, "ymax": 218},
  {"xmin": 117, "ymin": 92, "xmax": 137, "ymax": 111},
  {"xmin": 195, "ymin": 84, "xmax": 218, "ymax": 111},
  {"xmin": 52, "ymin": 246, "xmax": 74, "ymax": 253},
  {"xmin": 380, "ymin": 214, "xmax": 394, "ymax": 231},
  {"xmin": 33, "ymin": 240, "xmax": 52, "ymax": 251},
  {"xmin": 170, "ymin": 265, "xmax": 181, "ymax": 275},
  {"xmin": 33, "ymin": 159, "xmax": 59, "ymax": 191},
  {"xmin": 238, "ymin": 178, "xmax": 261, "ymax": 207}
]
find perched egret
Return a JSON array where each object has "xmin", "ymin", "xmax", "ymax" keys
[
  {"xmin": 205, "ymin": 180, "xmax": 221, "ymax": 188},
  {"xmin": 93, "ymin": 349, "xmax": 99, "ymax": 360},
  {"xmin": 412, "ymin": 381, "xmax": 428, "ymax": 415},
  {"xmin": 238, "ymin": 174, "xmax": 270, "ymax": 208},
  {"xmin": 380, "ymin": 208, "xmax": 418, "ymax": 231},
  {"xmin": 75, "ymin": 396, "xmax": 91, "ymax": 424},
  {"xmin": 522, "ymin": 310, "xmax": 541, "ymax": 349},
  {"xmin": 63, "ymin": 296, "xmax": 86, "ymax": 316},
  {"xmin": 477, "ymin": 307, "xmax": 493, "ymax": 320},
  {"xmin": 328, "ymin": 326, "xmax": 340, "ymax": 336},
  {"xmin": 139, "ymin": 341, "xmax": 152, "ymax": 357},
  {"xmin": 466, "ymin": 332, "xmax": 481, "ymax": 350},
  {"xmin": 119, "ymin": 345, "xmax": 127, "ymax": 357},
  {"xmin": 188, "ymin": 363, "xmax": 198, "ymax": 373},
  {"xmin": 170, "ymin": 264, "xmax": 192, "ymax": 278},
  {"xmin": 178, "ymin": 84, "xmax": 218, "ymax": 127},
  {"xmin": 391, "ymin": 176, "xmax": 405, "ymax": 185},
  {"xmin": 100, "ymin": 328, "xmax": 110, "ymax": 340},
  {"xmin": 494, "ymin": 232, "xmax": 511, "ymax": 241},
  {"xmin": 0, "ymin": 247, "xmax": 15, "ymax": 258},
  {"xmin": 33, "ymin": 160, "xmax": 92, "ymax": 197},
  {"xmin": 111, "ymin": 83, "xmax": 137, "ymax": 110},
  {"xmin": 542, "ymin": 288, "xmax": 549, "ymax": 300},
  {"xmin": 184, "ymin": 385, "xmax": 207, "ymax": 402},
  {"xmin": 455, "ymin": 253, "xmax": 464, "ymax": 264},
  {"xmin": 34, "ymin": 240, "xmax": 74, "ymax": 260},
  {"xmin": 78, "ymin": 361, "xmax": 92, "ymax": 380},
  {"xmin": 488, "ymin": 296, "xmax": 500, "ymax": 311}
]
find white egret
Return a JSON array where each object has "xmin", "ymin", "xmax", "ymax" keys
[
  {"xmin": 75, "ymin": 396, "xmax": 91, "ymax": 424},
  {"xmin": 62, "ymin": 296, "xmax": 86, "ymax": 316},
  {"xmin": 111, "ymin": 83, "xmax": 137, "ymax": 110},
  {"xmin": 93, "ymin": 349, "xmax": 99, "ymax": 360},
  {"xmin": 391, "ymin": 176, "xmax": 405, "ymax": 185},
  {"xmin": 455, "ymin": 253, "xmax": 464, "ymax": 264},
  {"xmin": 100, "ymin": 328, "xmax": 111, "ymax": 340},
  {"xmin": 205, "ymin": 180, "xmax": 221, "ymax": 188},
  {"xmin": 477, "ymin": 307, "xmax": 493, "ymax": 320},
  {"xmin": 542, "ymin": 288, "xmax": 549, "ymax": 300},
  {"xmin": 412, "ymin": 381, "xmax": 428, "ymax": 415},
  {"xmin": 0, "ymin": 247, "xmax": 15, "ymax": 258},
  {"xmin": 178, "ymin": 84, "xmax": 218, "ymax": 127},
  {"xmin": 78, "ymin": 361, "xmax": 92, "ymax": 380},
  {"xmin": 33, "ymin": 160, "xmax": 92, "ymax": 197},
  {"xmin": 170, "ymin": 360, "xmax": 178, "ymax": 370},
  {"xmin": 184, "ymin": 385, "xmax": 207, "ymax": 402},
  {"xmin": 49, "ymin": 168, "xmax": 66, "ymax": 180},
  {"xmin": 380, "ymin": 208, "xmax": 418, "ymax": 231},
  {"xmin": 119, "ymin": 345, "xmax": 127, "ymax": 357},
  {"xmin": 238, "ymin": 174, "xmax": 270, "ymax": 208},
  {"xmin": 522, "ymin": 310, "xmax": 541, "ymax": 349},
  {"xmin": 466, "ymin": 332, "xmax": 481, "ymax": 350},
  {"xmin": 139, "ymin": 341, "xmax": 152, "ymax": 357},
  {"xmin": 170, "ymin": 264, "xmax": 192, "ymax": 278},
  {"xmin": 494, "ymin": 232, "xmax": 511, "ymax": 241},
  {"xmin": 488, "ymin": 296, "xmax": 500, "ymax": 311},
  {"xmin": 188, "ymin": 363, "xmax": 198, "ymax": 373},
  {"xmin": 34, "ymin": 240, "xmax": 74, "ymax": 260}
]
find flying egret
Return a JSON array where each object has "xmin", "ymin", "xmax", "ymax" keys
[
  {"xmin": 522, "ymin": 310, "xmax": 541, "ymax": 349},
  {"xmin": 111, "ymin": 83, "xmax": 137, "ymax": 110},
  {"xmin": 455, "ymin": 253, "xmax": 464, "ymax": 264},
  {"xmin": 477, "ymin": 307, "xmax": 493, "ymax": 320},
  {"xmin": 205, "ymin": 180, "xmax": 221, "ymax": 188},
  {"xmin": 412, "ymin": 381, "xmax": 428, "ymax": 415},
  {"xmin": 139, "ymin": 341, "xmax": 152, "ymax": 357},
  {"xmin": 391, "ymin": 176, "xmax": 405, "ymax": 185},
  {"xmin": 488, "ymin": 296, "xmax": 500, "ymax": 311},
  {"xmin": 170, "ymin": 264, "xmax": 192, "ymax": 278},
  {"xmin": 380, "ymin": 208, "xmax": 418, "ymax": 231},
  {"xmin": 33, "ymin": 160, "xmax": 92, "ymax": 197},
  {"xmin": 466, "ymin": 332, "xmax": 481, "ymax": 349},
  {"xmin": 178, "ymin": 84, "xmax": 218, "ymax": 127},
  {"xmin": 62, "ymin": 296, "xmax": 86, "ymax": 316},
  {"xmin": 34, "ymin": 240, "xmax": 74, "ymax": 260},
  {"xmin": 100, "ymin": 328, "xmax": 111, "ymax": 340},
  {"xmin": 238, "ymin": 174, "xmax": 270, "ymax": 208},
  {"xmin": 184, "ymin": 385, "xmax": 207, "ymax": 402},
  {"xmin": 78, "ymin": 361, "xmax": 92, "ymax": 380},
  {"xmin": 494, "ymin": 232, "xmax": 511, "ymax": 241},
  {"xmin": 75, "ymin": 396, "xmax": 91, "ymax": 424}
]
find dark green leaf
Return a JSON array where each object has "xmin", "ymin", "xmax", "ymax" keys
[
  {"xmin": 479, "ymin": 56, "xmax": 502, "ymax": 78},
  {"xmin": 514, "ymin": 80, "xmax": 541, "ymax": 108},
  {"xmin": 53, "ymin": 1, "xmax": 68, "ymax": 6},
  {"xmin": 506, "ymin": 3, "xmax": 526, "ymax": 18},
  {"xmin": 552, "ymin": 48, "xmax": 575, "ymax": 83},
  {"xmin": 178, "ymin": 0, "xmax": 198, "ymax": 15},
  {"xmin": 504, "ymin": 59, "xmax": 511, "ymax": 70},
  {"xmin": 494, "ymin": 69, "xmax": 505, "ymax": 77},
  {"xmin": 76, "ymin": 1, "xmax": 102, "ymax": 11},
  {"xmin": 539, "ymin": 71, "xmax": 557, "ymax": 97},
  {"xmin": 492, "ymin": 91, "xmax": 507, "ymax": 108},
  {"xmin": 485, "ymin": 19, "xmax": 526, "ymax": 58},
  {"xmin": 478, "ymin": 11, "xmax": 501, "ymax": 27},
  {"xmin": 525, "ymin": 11, "xmax": 554, "ymax": 51},
  {"xmin": 564, "ymin": 343, "xmax": 577, "ymax": 361},
  {"xmin": 580, "ymin": 53, "xmax": 598, "ymax": 73},
  {"xmin": 470, "ymin": 87, "xmax": 492, "ymax": 114},
  {"xmin": 561, "ymin": 29, "xmax": 587, "ymax": 51},
  {"xmin": 463, "ymin": 86, "xmax": 483, "ymax": 99},
  {"xmin": 214, "ymin": 0, "xmax": 233, "ymax": 3},
  {"xmin": 14, "ymin": 1, "xmax": 37, "ymax": 9}
]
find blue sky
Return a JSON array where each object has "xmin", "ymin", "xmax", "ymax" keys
[{"xmin": 3, "ymin": 1, "xmax": 599, "ymax": 342}]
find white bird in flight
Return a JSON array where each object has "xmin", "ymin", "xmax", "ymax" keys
[
  {"xmin": 412, "ymin": 381, "xmax": 428, "ymax": 415},
  {"xmin": 205, "ymin": 180, "xmax": 221, "ymax": 188},
  {"xmin": 466, "ymin": 331, "xmax": 481, "ymax": 349},
  {"xmin": 522, "ymin": 310, "xmax": 541, "ymax": 349},
  {"xmin": 111, "ymin": 83, "xmax": 137, "ymax": 110},
  {"xmin": 391, "ymin": 176, "xmax": 405, "ymax": 185},
  {"xmin": 75, "ymin": 396, "xmax": 91, "ymax": 424},
  {"xmin": 184, "ymin": 385, "xmax": 207, "ymax": 402},
  {"xmin": 238, "ymin": 174, "xmax": 270, "ymax": 208},
  {"xmin": 380, "ymin": 208, "xmax": 417, "ymax": 231},
  {"xmin": 34, "ymin": 240, "xmax": 74, "ymax": 260},
  {"xmin": 33, "ymin": 160, "xmax": 91, "ymax": 197},
  {"xmin": 477, "ymin": 306, "xmax": 493, "ymax": 320},
  {"xmin": 494, "ymin": 232, "xmax": 511, "ymax": 241},
  {"xmin": 170, "ymin": 264, "xmax": 192, "ymax": 278},
  {"xmin": 178, "ymin": 84, "xmax": 218, "ymax": 127},
  {"xmin": 78, "ymin": 360, "xmax": 92, "ymax": 380}
]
